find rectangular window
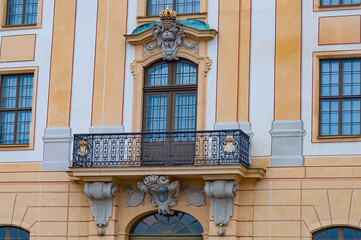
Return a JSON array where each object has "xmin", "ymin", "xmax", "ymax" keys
[
  {"xmin": 147, "ymin": 0, "xmax": 200, "ymax": 16},
  {"xmin": 0, "ymin": 74, "xmax": 33, "ymax": 144},
  {"xmin": 319, "ymin": 59, "xmax": 361, "ymax": 136},
  {"xmin": 320, "ymin": 0, "xmax": 360, "ymax": 6},
  {"xmin": 6, "ymin": 0, "xmax": 39, "ymax": 26}
]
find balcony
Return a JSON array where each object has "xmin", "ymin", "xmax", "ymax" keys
[{"xmin": 72, "ymin": 130, "xmax": 250, "ymax": 168}]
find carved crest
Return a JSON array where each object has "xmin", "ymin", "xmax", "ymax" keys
[
  {"xmin": 77, "ymin": 139, "xmax": 88, "ymax": 156},
  {"xmin": 144, "ymin": 6, "xmax": 198, "ymax": 60},
  {"xmin": 138, "ymin": 174, "xmax": 179, "ymax": 215}
]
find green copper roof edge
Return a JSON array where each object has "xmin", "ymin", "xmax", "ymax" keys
[{"xmin": 128, "ymin": 20, "xmax": 215, "ymax": 36}]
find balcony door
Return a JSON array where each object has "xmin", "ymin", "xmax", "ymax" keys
[{"xmin": 142, "ymin": 59, "xmax": 197, "ymax": 166}]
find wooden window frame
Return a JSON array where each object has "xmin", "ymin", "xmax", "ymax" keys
[
  {"xmin": 146, "ymin": 0, "xmax": 201, "ymax": 16},
  {"xmin": 5, "ymin": 0, "xmax": 38, "ymax": 27},
  {"xmin": 319, "ymin": 58, "xmax": 361, "ymax": 137},
  {"xmin": 0, "ymin": 73, "xmax": 33, "ymax": 145},
  {"xmin": 313, "ymin": 226, "xmax": 361, "ymax": 240},
  {"xmin": 319, "ymin": 0, "xmax": 361, "ymax": 7},
  {"xmin": 143, "ymin": 59, "xmax": 198, "ymax": 132}
]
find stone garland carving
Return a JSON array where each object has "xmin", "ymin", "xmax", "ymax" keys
[
  {"xmin": 123, "ymin": 185, "xmax": 145, "ymax": 207},
  {"xmin": 130, "ymin": 61, "xmax": 137, "ymax": 81},
  {"xmin": 138, "ymin": 174, "xmax": 179, "ymax": 215},
  {"xmin": 84, "ymin": 182, "xmax": 118, "ymax": 236},
  {"xmin": 182, "ymin": 186, "xmax": 206, "ymax": 207},
  {"xmin": 144, "ymin": 6, "xmax": 199, "ymax": 61},
  {"xmin": 204, "ymin": 181, "xmax": 238, "ymax": 236}
]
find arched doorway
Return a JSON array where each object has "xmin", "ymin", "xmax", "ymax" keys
[{"xmin": 129, "ymin": 211, "xmax": 203, "ymax": 240}]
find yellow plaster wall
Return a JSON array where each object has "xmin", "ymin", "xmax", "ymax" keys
[
  {"xmin": 216, "ymin": 0, "xmax": 251, "ymax": 123},
  {"xmin": 0, "ymin": 34, "xmax": 36, "ymax": 62},
  {"xmin": 47, "ymin": 0, "xmax": 77, "ymax": 128},
  {"xmin": 216, "ymin": 0, "xmax": 240, "ymax": 123},
  {"xmin": 274, "ymin": 0, "xmax": 302, "ymax": 121},
  {"xmin": 91, "ymin": 0, "xmax": 128, "ymax": 127},
  {"xmin": 319, "ymin": 16, "xmax": 361, "ymax": 45},
  {"xmin": 1, "ymin": 161, "xmax": 361, "ymax": 239},
  {"xmin": 237, "ymin": 0, "xmax": 251, "ymax": 122}
]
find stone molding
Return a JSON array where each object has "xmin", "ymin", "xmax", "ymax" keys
[
  {"xmin": 204, "ymin": 180, "xmax": 237, "ymax": 235},
  {"xmin": 42, "ymin": 127, "xmax": 72, "ymax": 171},
  {"xmin": 123, "ymin": 186, "xmax": 145, "ymax": 207},
  {"xmin": 84, "ymin": 182, "xmax": 118, "ymax": 236},
  {"xmin": 89, "ymin": 126, "xmax": 124, "ymax": 134},
  {"xmin": 182, "ymin": 186, "xmax": 206, "ymax": 207},
  {"xmin": 138, "ymin": 174, "xmax": 179, "ymax": 215},
  {"xmin": 269, "ymin": 120, "xmax": 305, "ymax": 167}
]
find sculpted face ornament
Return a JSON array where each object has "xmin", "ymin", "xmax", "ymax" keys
[
  {"xmin": 144, "ymin": 6, "xmax": 198, "ymax": 60},
  {"xmin": 138, "ymin": 174, "xmax": 179, "ymax": 215}
]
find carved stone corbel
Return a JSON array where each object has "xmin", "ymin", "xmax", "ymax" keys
[
  {"xmin": 203, "ymin": 57, "xmax": 212, "ymax": 77},
  {"xmin": 84, "ymin": 182, "xmax": 118, "ymax": 236},
  {"xmin": 204, "ymin": 180, "xmax": 237, "ymax": 236}
]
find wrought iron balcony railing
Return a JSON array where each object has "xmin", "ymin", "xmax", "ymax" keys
[{"xmin": 72, "ymin": 130, "xmax": 250, "ymax": 168}]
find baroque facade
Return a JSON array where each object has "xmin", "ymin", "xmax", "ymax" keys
[{"xmin": 0, "ymin": 0, "xmax": 361, "ymax": 239}]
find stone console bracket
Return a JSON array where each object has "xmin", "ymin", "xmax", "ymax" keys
[
  {"xmin": 84, "ymin": 182, "xmax": 118, "ymax": 236},
  {"xmin": 204, "ymin": 180, "xmax": 238, "ymax": 236}
]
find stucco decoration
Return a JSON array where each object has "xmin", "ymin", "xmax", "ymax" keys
[
  {"xmin": 138, "ymin": 174, "xmax": 179, "ymax": 215},
  {"xmin": 182, "ymin": 186, "xmax": 206, "ymax": 207},
  {"xmin": 144, "ymin": 6, "xmax": 198, "ymax": 60},
  {"xmin": 84, "ymin": 182, "xmax": 117, "ymax": 236},
  {"xmin": 123, "ymin": 185, "xmax": 145, "ymax": 207},
  {"xmin": 204, "ymin": 181, "xmax": 238, "ymax": 235}
]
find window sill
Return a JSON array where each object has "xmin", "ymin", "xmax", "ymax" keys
[
  {"xmin": 315, "ymin": 3, "xmax": 361, "ymax": 11},
  {"xmin": 137, "ymin": 12, "xmax": 207, "ymax": 25},
  {"xmin": 0, "ymin": 144, "xmax": 29, "ymax": 148},
  {"xmin": 315, "ymin": 135, "xmax": 361, "ymax": 143},
  {"xmin": 1, "ymin": 23, "xmax": 39, "ymax": 31}
]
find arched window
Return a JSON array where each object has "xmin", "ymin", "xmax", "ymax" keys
[
  {"xmin": 147, "ymin": 0, "xmax": 200, "ymax": 16},
  {"xmin": 0, "ymin": 226, "xmax": 29, "ymax": 240},
  {"xmin": 313, "ymin": 227, "xmax": 361, "ymax": 240},
  {"xmin": 130, "ymin": 211, "xmax": 203, "ymax": 239},
  {"xmin": 143, "ymin": 59, "xmax": 197, "ymax": 133}
]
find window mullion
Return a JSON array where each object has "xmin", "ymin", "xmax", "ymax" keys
[
  {"xmin": 339, "ymin": 60, "xmax": 343, "ymax": 135},
  {"xmin": 173, "ymin": 0, "xmax": 176, "ymax": 10},
  {"xmin": 22, "ymin": 0, "xmax": 27, "ymax": 25}
]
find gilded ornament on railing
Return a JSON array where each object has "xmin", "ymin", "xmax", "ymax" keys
[
  {"xmin": 223, "ymin": 136, "xmax": 236, "ymax": 153},
  {"xmin": 77, "ymin": 139, "xmax": 88, "ymax": 156}
]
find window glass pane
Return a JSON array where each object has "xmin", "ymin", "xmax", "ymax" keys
[
  {"xmin": 320, "ymin": 100, "xmax": 339, "ymax": 136},
  {"xmin": 344, "ymin": 228, "xmax": 356, "ymax": 240},
  {"xmin": 145, "ymin": 95, "xmax": 167, "ymax": 132},
  {"xmin": 327, "ymin": 228, "xmax": 339, "ymax": 240},
  {"xmin": 147, "ymin": 0, "xmax": 172, "ymax": 16},
  {"xmin": 7, "ymin": 0, "xmax": 23, "ymax": 25},
  {"xmin": 0, "ymin": 112, "xmax": 15, "ymax": 144},
  {"xmin": 147, "ymin": 64, "xmax": 168, "ymax": 86},
  {"xmin": 19, "ymin": 74, "xmax": 34, "ymax": 108},
  {"xmin": 1, "ymin": 75, "xmax": 18, "ymax": 109},
  {"xmin": 320, "ymin": 60, "xmax": 339, "ymax": 96},
  {"xmin": 343, "ymin": 60, "xmax": 361, "ymax": 96},
  {"xmin": 342, "ymin": 99, "xmax": 361, "ymax": 135},
  {"xmin": 0, "ymin": 228, "xmax": 6, "ymax": 239},
  {"xmin": 131, "ymin": 212, "xmax": 203, "ymax": 235},
  {"xmin": 174, "ymin": 93, "xmax": 196, "ymax": 133},
  {"xmin": 16, "ymin": 111, "xmax": 31, "ymax": 144},
  {"xmin": 176, "ymin": 63, "xmax": 197, "ymax": 85},
  {"xmin": 176, "ymin": 0, "xmax": 200, "ymax": 13}
]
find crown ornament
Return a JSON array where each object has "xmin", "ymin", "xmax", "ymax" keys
[{"xmin": 160, "ymin": 5, "xmax": 177, "ymax": 23}]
